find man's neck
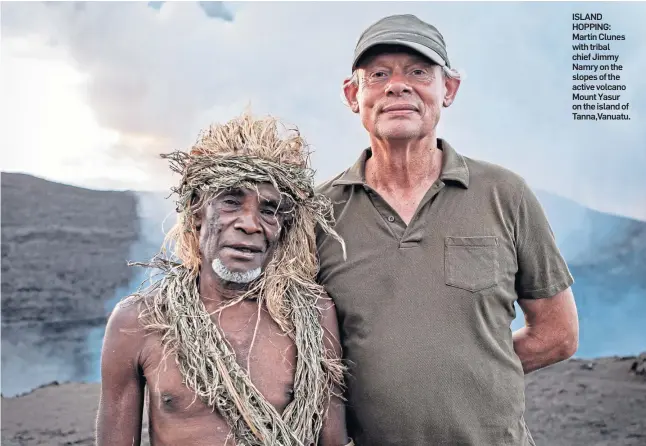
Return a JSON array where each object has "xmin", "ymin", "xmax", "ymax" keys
[
  {"xmin": 198, "ymin": 266, "xmax": 252, "ymax": 313},
  {"xmin": 365, "ymin": 134, "xmax": 443, "ymax": 194}
]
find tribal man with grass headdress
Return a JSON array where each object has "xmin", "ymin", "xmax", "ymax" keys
[{"xmin": 96, "ymin": 112, "xmax": 352, "ymax": 446}]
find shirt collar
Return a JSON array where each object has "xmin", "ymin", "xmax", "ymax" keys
[{"xmin": 331, "ymin": 138, "xmax": 469, "ymax": 188}]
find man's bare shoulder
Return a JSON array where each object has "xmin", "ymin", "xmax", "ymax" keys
[
  {"xmin": 108, "ymin": 295, "xmax": 142, "ymax": 326},
  {"xmin": 104, "ymin": 293, "xmax": 154, "ymax": 348}
]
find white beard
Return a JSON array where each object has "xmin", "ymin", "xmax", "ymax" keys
[{"xmin": 211, "ymin": 258, "xmax": 262, "ymax": 284}]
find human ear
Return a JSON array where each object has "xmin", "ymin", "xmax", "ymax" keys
[
  {"xmin": 343, "ymin": 77, "xmax": 360, "ymax": 114},
  {"xmin": 442, "ymin": 75, "xmax": 461, "ymax": 108},
  {"xmin": 190, "ymin": 192, "xmax": 204, "ymax": 233},
  {"xmin": 194, "ymin": 210, "xmax": 203, "ymax": 233}
]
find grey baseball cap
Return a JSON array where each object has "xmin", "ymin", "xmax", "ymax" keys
[{"xmin": 352, "ymin": 14, "xmax": 452, "ymax": 70}]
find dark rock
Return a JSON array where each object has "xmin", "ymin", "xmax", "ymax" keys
[{"xmin": 630, "ymin": 353, "xmax": 646, "ymax": 376}]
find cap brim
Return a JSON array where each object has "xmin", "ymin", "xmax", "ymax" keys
[{"xmin": 353, "ymin": 39, "xmax": 446, "ymax": 70}]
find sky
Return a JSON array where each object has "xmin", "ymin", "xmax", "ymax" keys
[{"xmin": 1, "ymin": 1, "xmax": 645, "ymax": 220}]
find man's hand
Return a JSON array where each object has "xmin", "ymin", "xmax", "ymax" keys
[{"xmin": 513, "ymin": 287, "xmax": 579, "ymax": 374}]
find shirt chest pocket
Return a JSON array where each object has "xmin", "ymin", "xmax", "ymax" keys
[{"xmin": 444, "ymin": 236, "xmax": 499, "ymax": 292}]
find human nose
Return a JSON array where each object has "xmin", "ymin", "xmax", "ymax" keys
[
  {"xmin": 385, "ymin": 71, "xmax": 412, "ymax": 96},
  {"xmin": 233, "ymin": 205, "xmax": 263, "ymax": 234}
]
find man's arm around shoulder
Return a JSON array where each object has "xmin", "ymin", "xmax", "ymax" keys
[
  {"xmin": 95, "ymin": 297, "xmax": 146, "ymax": 446},
  {"xmin": 514, "ymin": 287, "xmax": 579, "ymax": 374}
]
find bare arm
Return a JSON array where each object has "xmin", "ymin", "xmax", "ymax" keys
[
  {"xmin": 513, "ymin": 287, "xmax": 579, "ymax": 374},
  {"xmin": 95, "ymin": 298, "xmax": 146, "ymax": 446},
  {"xmin": 317, "ymin": 296, "xmax": 350, "ymax": 446}
]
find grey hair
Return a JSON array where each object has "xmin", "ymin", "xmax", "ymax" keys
[{"xmin": 442, "ymin": 65, "xmax": 463, "ymax": 80}]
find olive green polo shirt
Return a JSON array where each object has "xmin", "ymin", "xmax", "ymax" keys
[{"xmin": 315, "ymin": 139, "xmax": 574, "ymax": 446}]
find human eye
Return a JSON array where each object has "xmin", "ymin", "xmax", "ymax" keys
[
  {"xmin": 219, "ymin": 196, "xmax": 240, "ymax": 210},
  {"xmin": 411, "ymin": 67, "xmax": 430, "ymax": 76},
  {"xmin": 260, "ymin": 200, "xmax": 279, "ymax": 217},
  {"xmin": 364, "ymin": 69, "xmax": 389, "ymax": 84},
  {"xmin": 370, "ymin": 70, "xmax": 388, "ymax": 79},
  {"xmin": 410, "ymin": 67, "xmax": 434, "ymax": 81},
  {"xmin": 261, "ymin": 209, "xmax": 281, "ymax": 227}
]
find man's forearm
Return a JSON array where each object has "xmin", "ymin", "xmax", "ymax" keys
[
  {"xmin": 318, "ymin": 389, "xmax": 350, "ymax": 446},
  {"xmin": 512, "ymin": 325, "xmax": 577, "ymax": 374},
  {"xmin": 95, "ymin": 411, "xmax": 142, "ymax": 446}
]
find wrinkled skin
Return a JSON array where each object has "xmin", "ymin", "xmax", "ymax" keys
[
  {"xmin": 197, "ymin": 184, "xmax": 285, "ymax": 284},
  {"xmin": 344, "ymin": 46, "xmax": 460, "ymax": 143}
]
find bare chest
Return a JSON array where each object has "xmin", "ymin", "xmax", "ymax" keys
[{"xmin": 141, "ymin": 305, "xmax": 297, "ymax": 420}]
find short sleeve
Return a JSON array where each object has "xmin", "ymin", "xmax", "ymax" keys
[{"xmin": 514, "ymin": 182, "xmax": 574, "ymax": 299}]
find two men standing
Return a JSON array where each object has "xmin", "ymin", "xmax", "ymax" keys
[{"xmin": 98, "ymin": 13, "xmax": 578, "ymax": 446}]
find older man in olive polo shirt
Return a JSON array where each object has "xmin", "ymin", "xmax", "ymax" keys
[{"xmin": 316, "ymin": 14, "xmax": 579, "ymax": 446}]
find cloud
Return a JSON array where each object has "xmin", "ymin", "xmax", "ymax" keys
[
  {"xmin": 148, "ymin": 1, "xmax": 234, "ymax": 20},
  {"xmin": 197, "ymin": 1, "xmax": 233, "ymax": 21},
  {"xmin": 1, "ymin": 1, "xmax": 645, "ymax": 220}
]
